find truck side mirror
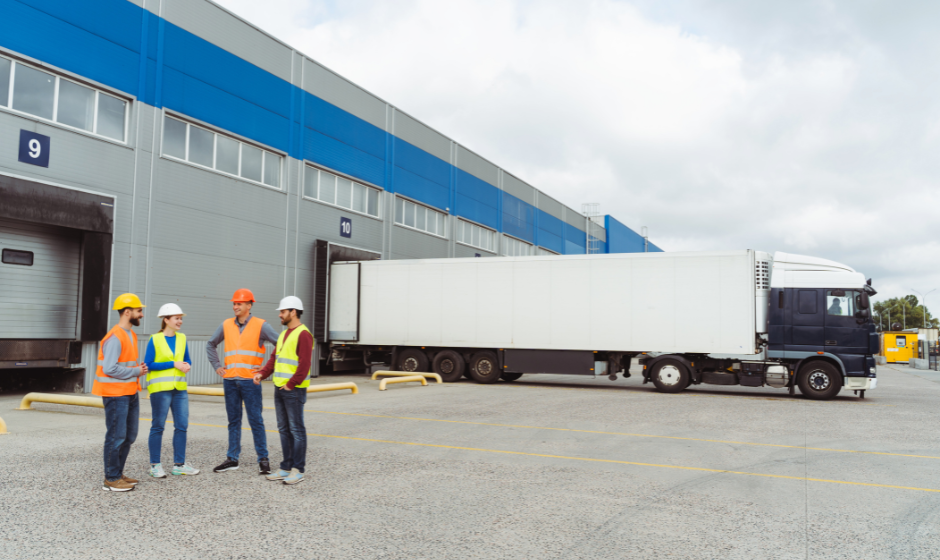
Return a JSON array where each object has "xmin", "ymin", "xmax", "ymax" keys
[
  {"xmin": 858, "ymin": 292, "xmax": 870, "ymax": 310},
  {"xmin": 855, "ymin": 309, "xmax": 870, "ymax": 321}
]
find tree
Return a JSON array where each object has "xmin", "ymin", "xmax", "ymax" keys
[{"xmin": 873, "ymin": 295, "xmax": 938, "ymax": 331}]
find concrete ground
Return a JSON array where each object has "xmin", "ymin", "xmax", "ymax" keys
[{"xmin": 2, "ymin": 364, "xmax": 940, "ymax": 559}]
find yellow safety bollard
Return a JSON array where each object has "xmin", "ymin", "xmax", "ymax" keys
[
  {"xmin": 378, "ymin": 375, "xmax": 428, "ymax": 391},
  {"xmin": 0, "ymin": 415, "xmax": 7, "ymax": 435},
  {"xmin": 307, "ymin": 382, "xmax": 359, "ymax": 395},
  {"xmin": 17, "ymin": 392, "xmax": 104, "ymax": 410},
  {"xmin": 371, "ymin": 370, "xmax": 442, "ymax": 384}
]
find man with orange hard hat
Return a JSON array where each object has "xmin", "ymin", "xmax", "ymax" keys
[
  {"xmin": 206, "ymin": 288, "xmax": 280, "ymax": 475},
  {"xmin": 94, "ymin": 293, "xmax": 149, "ymax": 492}
]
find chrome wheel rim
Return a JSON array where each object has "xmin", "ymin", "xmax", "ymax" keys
[
  {"xmin": 402, "ymin": 357, "xmax": 418, "ymax": 372},
  {"xmin": 658, "ymin": 365, "xmax": 682, "ymax": 386},
  {"xmin": 808, "ymin": 370, "xmax": 830, "ymax": 390}
]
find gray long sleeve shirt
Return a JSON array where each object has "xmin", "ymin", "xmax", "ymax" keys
[
  {"xmin": 102, "ymin": 328, "xmax": 142, "ymax": 380},
  {"xmin": 206, "ymin": 315, "xmax": 281, "ymax": 371}
]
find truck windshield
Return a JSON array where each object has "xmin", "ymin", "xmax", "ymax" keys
[{"xmin": 826, "ymin": 291, "xmax": 857, "ymax": 317}]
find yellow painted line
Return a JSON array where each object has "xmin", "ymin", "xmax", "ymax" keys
[{"xmin": 143, "ymin": 417, "xmax": 940, "ymax": 494}]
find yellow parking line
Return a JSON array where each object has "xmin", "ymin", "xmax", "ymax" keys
[{"xmin": 144, "ymin": 418, "xmax": 940, "ymax": 494}]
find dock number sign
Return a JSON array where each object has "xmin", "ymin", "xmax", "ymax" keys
[
  {"xmin": 340, "ymin": 217, "xmax": 352, "ymax": 238},
  {"xmin": 18, "ymin": 130, "xmax": 50, "ymax": 168}
]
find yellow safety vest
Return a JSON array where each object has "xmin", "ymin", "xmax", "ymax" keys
[
  {"xmin": 147, "ymin": 332, "xmax": 188, "ymax": 394},
  {"xmin": 273, "ymin": 325, "xmax": 312, "ymax": 389}
]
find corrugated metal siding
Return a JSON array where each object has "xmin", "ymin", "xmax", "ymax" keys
[
  {"xmin": 456, "ymin": 145, "xmax": 498, "ymax": 187},
  {"xmin": 502, "ymin": 173, "xmax": 535, "ymax": 205},
  {"xmin": 391, "ymin": 226, "xmax": 448, "ymax": 260},
  {"xmin": 454, "ymin": 244, "xmax": 496, "ymax": 258},
  {"xmin": 393, "ymin": 110, "xmax": 451, "ymax": 162},
  {"xmin": 303, "ymin": 60, "xmax": 386, "ymax": 130},
  {"xmin": 76, "ymin": 341, "xmax": 98, "ymax": 392},
  {"xmin": 538, "ymin": 194, "xmax": 564, "ymax": 221},
  {"xmin": 564, "ymin": 207, "xmax": 587, "ymax": 229},
  {"xmin": 0, "ymin": 218, "xmax": 81, "ymax": 338},
  {"xmin": 163, "ymin": 0, "xmax": 293, "ymax": 82},
  {"xmin": 588, "ymin": 220, "xmax": 607, "ymax": 243}
]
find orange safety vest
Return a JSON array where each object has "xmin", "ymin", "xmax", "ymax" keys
[
  {"xmin": 222, "ymin": 317, "xmax": 266, "ymax": 379},
  {"xmin": 92, "ymin": 326, "xmax": 141, "ymax": 397}
]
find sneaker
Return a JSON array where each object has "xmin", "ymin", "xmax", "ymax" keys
[
  {"xmin": 149, "ymin": 464, "xmax": 167, "ymax": 478},
  {"xmin": 122, "ymin": 475, "xmax": 139, "ymax": 485},
  {"xmin": 171, "ymin": 464, "xmax": 200, "ymax": 476},
  {"xmin": 283, "ymin": 468, "xmax": 304, "ymax": 485},
  {"xmin": 102, "ymin": 478, "xmax": 135, "ymax": 492},
  {"xmin": 258, "ymin": 458, "xmax": 271, "ymax": 475},
  {"xmin": 213, "ymin": 459, "xmax": 239, "ymax": 473},
  {"xmin": 266, "ymin": 469, "xmax": 290, "ymax": 481}
]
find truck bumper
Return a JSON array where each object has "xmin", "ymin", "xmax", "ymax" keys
[{"xmin": 844, "ymin": 377, "xmax": 877, "ymax": 391}]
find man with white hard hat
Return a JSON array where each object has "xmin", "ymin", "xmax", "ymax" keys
[
  {"xmin": 142, "ymin": 303, "xmax": 199, "ymax": 478},
  {"xmin": 253, "ymin": 296, "xmax": 314, "ymax": 486}
]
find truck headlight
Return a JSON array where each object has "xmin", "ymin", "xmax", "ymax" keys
[{"xmin": 870, "ymin": 367, "xmax": 877, "ymax": 374}]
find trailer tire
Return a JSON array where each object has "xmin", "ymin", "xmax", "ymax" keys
[
  {"xmin": 396, "ymin": 348, "xmax": 429, "ymax": 373},
  {"xmin": 432, "ymin": 350, "xmax": 466, "ymax": 382},
  {"xmin": 469, "ymin": 351, "xmax": 502, "ymax": 384},
  {"xmin": 650, "ymin": 359, "xmax": 690, "ymax": 393},
  {"xmin": 500, "ymin": 372, "xmax": 523, "ymax": 382},
  {"xmin": 797, "ymin": 360, "xmax": 842, "ymax": 400}
]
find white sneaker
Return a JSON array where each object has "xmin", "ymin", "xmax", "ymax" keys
[
  {"xmin": 266, "ymin": 469, "xmax": 290, "ymax": 481},
  {"xmin": 283, "ymin": 468, "xmax": 304, "ymax": 485},
  {"xmin": 149, "ymin": 463, "xmax": 167, "ymax": 478},
  {"xmin": 171, "ymin": 464, "xmax": 200, "ymax": 476}
]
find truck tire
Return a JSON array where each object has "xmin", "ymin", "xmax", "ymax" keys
[
  {"xmin": 650, "ymin": 359, "xmax": 690, "ymax": 393},
  {"xmin": 500, "ymin": 372, "xmax": 523, "ymax": 382},
  {"xmin": 469, "ymin": 351, "xmax": 502, "ymax": 384},
  {"xmin": 432, "ymin": 350, "xmax": 466, "ymax": 382},
  {"xmin": 797, "ymin": 360, "xmax": 842, "ymax": 400},
  {"xmin": 396, "ymin": 348, "xmax": 429, "ymax": 373}
]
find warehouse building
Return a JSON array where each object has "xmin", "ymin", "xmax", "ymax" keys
[{"xmin": 0, "ymin": 0, "xmax": 662, "ymax": 389}]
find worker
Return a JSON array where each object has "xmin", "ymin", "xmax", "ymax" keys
[
  {"xmin": 94, "ymin": 293, "xmax": 148, "ymax": 492},
  {"xmin": 253, "ymin": 296, "xmax": 313, "ymax": 486},
  {"xmin": 206, "ymin": 289, "xmax": 279, "ymax": 475},
  {"xmin": 829, "ymin": 298, "xmax": 844, "ymax": 316},
  {"xmin": 144, "ymin": 303, "xmax": 199, "ymax": 478}
]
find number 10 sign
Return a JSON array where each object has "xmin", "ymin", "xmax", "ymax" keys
[
  {"xmin": 19, "ymin": 130, "xmax": 50, "ymax": 168},
  {"xmin": 340, "ymin": 216, "xmax": 352, "ymax": 238}
]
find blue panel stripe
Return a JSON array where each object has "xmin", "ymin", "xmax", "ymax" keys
[
  {"xmin": 502, "ymin": 192, "xmax": 535, "ymax": 244},
  {"xmin": 304, "ymin": 128, "xmax": 385, "ymax": 188},
  {"xmin": 393, "ymin": 138, "xmax": 449, "ymax": 187},
  {"xmin": 394, "ymin": 166, "xmax": 449, "ymax": 211}
]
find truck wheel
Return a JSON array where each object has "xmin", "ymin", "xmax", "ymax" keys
[
  {"xmin": 797, "ymin": 361, "xmax": 842, "ymax": 400},
  {"xmin": 469, "ymin": 351, "xmax": 502, "ymax": 384},
  {"xmin": 396, "ymin": 348, "xmax": 429, "ymax": 373},
  {"xmin": 500, "ymin": 372, "xmax": 523, "ymax": 382},
  {"xmin": 432, "ymin": 350, "xmax": 466, "ymax": 382},
  {"xmin": 650, "ymin": 359, "xmax": 689, "ymax": 393}
]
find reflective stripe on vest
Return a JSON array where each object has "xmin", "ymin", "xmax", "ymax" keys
[
  {"xmin": 272, "ymin": 324, "xmax": 313, "ymax": 389},
  {"xmin": 92, "ymin": 326, "xmax": 141, "ymax": 397},
  {"xmin": 222, "ymin": 317, "xmax": 266, "ymax": 379},
  {"xmin": 147, "ymin": 332, "xmax": 188, "ymax": 394}
]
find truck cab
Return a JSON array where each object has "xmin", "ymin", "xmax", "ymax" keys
[{"xmin": 767, "ymin": 252, "xmax": 879, "ymax": 398}]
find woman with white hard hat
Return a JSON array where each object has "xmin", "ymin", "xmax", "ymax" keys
[{"xmin": 143, "ymin": 303, "xmax": 199, "ymax": 478}]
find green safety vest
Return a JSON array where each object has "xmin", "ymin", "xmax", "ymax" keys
[
  {"xmin": 273, "ymin": 325, "xmax": 313, "ymax": 389},
  {"xmin": 147, "ymin": 332, "xmax": 188, "ymax": 394}
]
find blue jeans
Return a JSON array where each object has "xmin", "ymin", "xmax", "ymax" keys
[
  {"xmin": 149, "ymin": 389, "xmax": 188, "ymax": 465},
  {"xmin": 223, "ymin": 378, "xmax": 268, "ymax": 462},
  {"xmin": 274, "ymin": 386, "xmax": 307, "ymax": 473},
  {"xmin": 102, "ymin": 393, "xmax": 139, "ymax": 482}
]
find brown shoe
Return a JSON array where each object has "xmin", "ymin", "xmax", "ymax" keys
[
  {"xmin": 121, "ymin": 475, "xmax": 139, "ymax": 486},
  {"xmin": 102, "ymin": 478, "xmax": 135, "ymax": 492}
]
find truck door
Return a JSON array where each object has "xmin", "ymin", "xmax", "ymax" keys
[
  {"xmin": 823, "ymin": 290, "xmax": 867, "ymax": 375},
  {"xmin": 788, "ymin": 288, "xmax": 824, "ymax": 352}
]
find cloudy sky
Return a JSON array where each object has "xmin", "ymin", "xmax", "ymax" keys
[{"xmin": 216, "ymin": 0, "xmax": 940, "ymax": 306}]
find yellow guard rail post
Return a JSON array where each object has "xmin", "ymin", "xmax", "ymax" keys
[
  {"xmin": 0, "ymin": 415, "xmax": 7, "ymax": 434},
  {"xmin": 18, "ymin": 393, "xmax": 104, "ymax": 410},
  {"xmin": 186, "ymin": 386, "xmax": 225, "ymax": 397},
  {"xmin": 379, "ymin": 375, "xmax": 428, "ymax": 391},
  {"xmin": 307, "ymin": 382, "xmax": 359, "ymax": 395},
  {"xmin": 371, "ymin": 371, "xmax": 442, "ymax": 384}
]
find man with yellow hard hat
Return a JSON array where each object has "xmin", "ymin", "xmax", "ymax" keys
[
  {"xmin": 206, "ymin": 288, "xmax": 280, "ymax": 475},
  {"xmin": 94, "ymin": 293, "xmax": 149, "ymax": 492}
]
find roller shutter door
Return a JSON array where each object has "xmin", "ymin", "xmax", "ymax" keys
[{"xmin": 0, "ymin": 218, "xmax": 81, "ymax": 339}]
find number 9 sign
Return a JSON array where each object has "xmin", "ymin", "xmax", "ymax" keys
[{"xmin": 18, "ymin": 130, "xmax": 50, "ymax": 168}]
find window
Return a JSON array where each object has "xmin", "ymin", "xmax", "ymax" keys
[
  {"xmin": 395, "ymin": 197, "xmax": 445, "ymax": 237},
  {"xmin": 826, "ymin": 290, "xmax": 857, "ymax": 317},
  {"xmin": 0, "ymin": 56, "xmax": 127, "ymax": 141},
  {"xmin": 502, "ymin": 235, "xmax": 534, "ymax": 257},
  {"xmin": 537, "ymin": 247, "xmax": 559, "ymax": 256},
  {"xmin": 303, "ymin": 167, "xmax": 381, "ymax": 218},
  {"xmin": 162, "ymin": 115, "xmax": 281, "ymax": 188},
  {"xmin": 2, "ymin": 248, "xmax": 33, "ymax": 266},
  {"xmin": 457, "ymin": 219, "xmax": 495, "ymax": 252}
]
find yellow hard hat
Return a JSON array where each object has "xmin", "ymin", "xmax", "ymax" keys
[{"xmin": 112, "ymin": 293, "xmax": 145, "ymax": 310}]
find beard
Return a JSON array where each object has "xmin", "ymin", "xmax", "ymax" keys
[
  {"xmin": 130, "ymin": 317, "xmax": 140, "ymax": 327},
  {"xmin": 280, "ymin": 317, "xmax": 290, "ymax": 325}
]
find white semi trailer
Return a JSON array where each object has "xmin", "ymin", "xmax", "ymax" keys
[{"xmin": 317, "ymin": 249, "xmax": 879, "ymax": 400}]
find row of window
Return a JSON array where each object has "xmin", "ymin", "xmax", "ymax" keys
[
  {"xmin": 0, "ymin": 56, "xmax": 127, "ymax": 141},
  {"xmin": 503, "ymin": 235, "xmax": 535, "ymax": 257},
  {"xmin": 304, "ymin": 167, "xmax": 380, "ymax": 218},
  {"xmin": 457, "ymin": 219, "xmax": 497, "ymax": 252},
  {"xmin": 395, "ymin": 197, "xmax": 447, "ymax": 237}
]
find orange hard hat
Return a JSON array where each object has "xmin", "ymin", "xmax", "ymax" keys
[{"xmin": 231, "ymin": 288, "xmax": 255, "ymax": 303}]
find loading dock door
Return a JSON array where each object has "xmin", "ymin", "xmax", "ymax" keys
[{"xmin": 0, "ymin": 217, "xmax": 81, "ymax": 339}]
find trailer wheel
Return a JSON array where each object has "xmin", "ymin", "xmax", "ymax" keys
[
  {"xmin": 797, "ymin": 361, "xmax": 842, "ymax": 400},
  {"xmin": 500, "ymin": 372, "xmax": 523, "ymax": 382},
  {"xmin": 396, "ymin": 348, "xmax": 429, "ymax": 373},
  {"xmin": 469, "ymin": 351, "xmax": 502, "ymax": 384},
  {"xmin": 432, "ymin": 350, "xmax": 466, "ymax": 382},
  {"xmin": 650, "ymin": 359, "xmax": 689, "ymax": 393}
]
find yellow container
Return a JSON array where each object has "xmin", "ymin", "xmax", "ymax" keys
[{"xmin": 881, "ymin": 332, "xmax": 918, "ymax": 363}]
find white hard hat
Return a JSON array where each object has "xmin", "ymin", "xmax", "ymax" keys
[
  {"xmin": 276, "ymin": 296, "xmax": 304, "ymax": 311},
  {"xmin": 157, "ymin": 303, "xmax": 186, "ymax": 317}
]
